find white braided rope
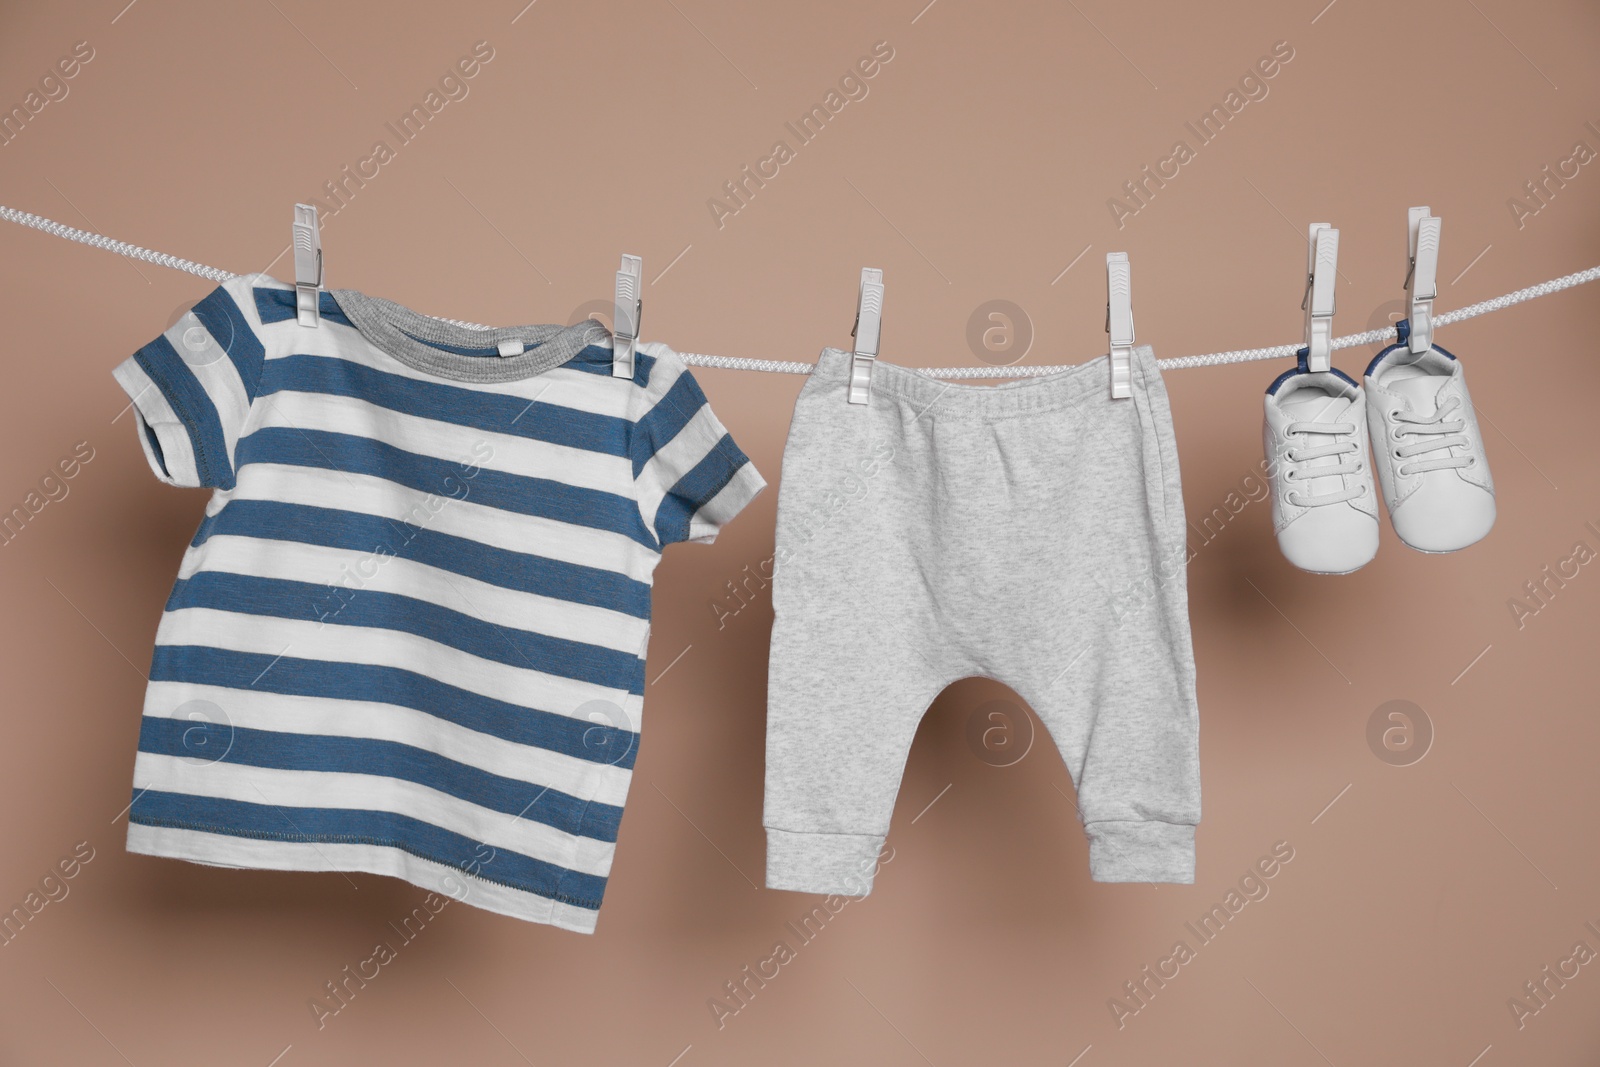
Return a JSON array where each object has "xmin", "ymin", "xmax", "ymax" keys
[
  {"xmin": 676, "ymin": 354, "xmax": 818, "ymax": 374},
  {"xmin": 0, "ymin": 205, "xmax": 238, "ymax": 284},
  {"xmin": 1156, "ymin": 264, "xmax": 1600, "ymax": 372},
  {"xmin": 4, "ymin": 203, "xmax": 1595, "ymax": 376},
  {"xmin": 1435, "ymin": 265, "xmax": 1600, "ymax": 326}
]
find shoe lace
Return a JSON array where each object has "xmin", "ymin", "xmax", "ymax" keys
[
  {"xmin": 1391, "ymin": 396, "xmax": 1472, "ymax": 476},
  {"xmin": 1284, "ymin": 418, "xmax": 1362, "ymax": 507}
]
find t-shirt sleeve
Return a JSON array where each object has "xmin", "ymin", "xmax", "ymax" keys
[
  {"xmin": 631, "ymin": 349, "xmax": 766, "ymax": 547},
  {"xmin": 111, "ymin": 273, "xmax": 269, "ymax": 490}
]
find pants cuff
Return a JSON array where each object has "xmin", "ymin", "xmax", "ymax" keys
[
  {"xmin": 1086, "ymin": 820, "xmax": 1195, "ymax": 883},
  {"xmin": 765, "ymin": 828, "xmax": 886, "ymax": 895}
]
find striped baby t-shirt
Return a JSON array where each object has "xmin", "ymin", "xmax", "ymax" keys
[{"xmin": 112, "ymin": 273, "xmax": 764, "ymax": 933}]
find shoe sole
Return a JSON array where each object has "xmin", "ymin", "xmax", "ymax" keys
[
  {"xmin": 1393, "ymin": 525, "xmax": 1494, "ymax": 554},
  {"xmin": 1284, "ymin": 559, "xmax": 1373, "ymax": 575},
  {"xmin": 1397, "ymin": 540, "xmax": 1488, "ymax": 554}
]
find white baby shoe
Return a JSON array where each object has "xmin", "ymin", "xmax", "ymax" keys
[
  {"xmin": 1364, "ymin": 341, "xmax": 1495, "ymax": 553},
  {"xmin": 1264, "ymin": 363, "xmax": 1380, "ymax": 574}
]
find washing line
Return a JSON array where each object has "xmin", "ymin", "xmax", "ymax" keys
[{"xmin": 3, "ymin": 203, "xmax": 1597, "ymax": 377}]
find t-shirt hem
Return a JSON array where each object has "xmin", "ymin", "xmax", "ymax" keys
[{"xmin": 125, "ymin": 820, "xmax": 602, "ymax": 934}]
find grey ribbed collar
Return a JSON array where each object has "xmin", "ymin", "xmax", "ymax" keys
[{"xmin": 330, "ymin": 289, "xmax": 611, "ymax": 383}]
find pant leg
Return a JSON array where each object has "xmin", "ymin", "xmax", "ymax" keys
[
  {"xmin": 762, "ymin": 375, "xmax": 953, "ymax": 896},
  {"xmin": 764, "ymin": 615, "xmax": 949, "ymax": 895},
  {"xmin": 979, "ymin": 351, "xmax": 1201, "ymax": 883},
  {"xmin": 1042, "ymin": 353, "xmax": 1198, "ymax": 882}
]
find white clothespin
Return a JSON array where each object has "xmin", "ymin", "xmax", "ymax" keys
[
  {"xmin": 847, "ymin": 267, "xmax": 883, "ymax": 406},
  {"xmin": 1106, "ymin": 252, "xmax": 1134, "ymax": 399},
  {"xmin": 1404, "ymin": 206, "xmax": 1441, "ymax": 354},
  {"xmin": 612, "ymin": 254, "xmax": 642, "ymax": 379},
  {"xmin": 292, "ymin": 203, "xmax": 322, "ymax": 328},
  {"xmin": 1301, "ymin": 222, "xmax": 1338, "ymax": 373}
]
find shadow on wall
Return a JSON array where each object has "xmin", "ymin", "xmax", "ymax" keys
[
  {"xmin": 122, "ymin": 857, "xmax": 421, "ymax": 920},
  {"xmin": 881, "ymin": 677, "xmax": 1114, "ymax": 927}
]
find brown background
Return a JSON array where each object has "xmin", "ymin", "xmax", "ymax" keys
[{"xmin": 1, "ymin": 0, "xmax": 1598, "ymax": 1063}]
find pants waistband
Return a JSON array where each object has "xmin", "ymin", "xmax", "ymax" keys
[{"xmin": 808, "ymin": 345, "xmax": 1160, "ymax": 418}]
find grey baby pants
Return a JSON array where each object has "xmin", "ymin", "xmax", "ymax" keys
[{"xmin": 764, "ymin": 345, "xmax": 1200, "ymax": 895}]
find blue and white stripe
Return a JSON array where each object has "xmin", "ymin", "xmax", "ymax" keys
[{"xmin": 113, "ymin": 274, "xmax": 763, "ymax": 933}]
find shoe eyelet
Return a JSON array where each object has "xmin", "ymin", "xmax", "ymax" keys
[{"xmin": 1284, "ymin": 470, "xmax": 1296, "ymax": 481}]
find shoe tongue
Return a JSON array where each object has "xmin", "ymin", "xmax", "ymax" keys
[
  {"xmin": 1380, "ymin": 348, "xmax": 1454, "ymax": 415},
  {"xmin": 1388, "ymin": 373, "xmax": 1447, "ymax": 416},
  {"xmin": 1279, "ymin": 390, "xmax": 1354, "ymax": 421}
]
